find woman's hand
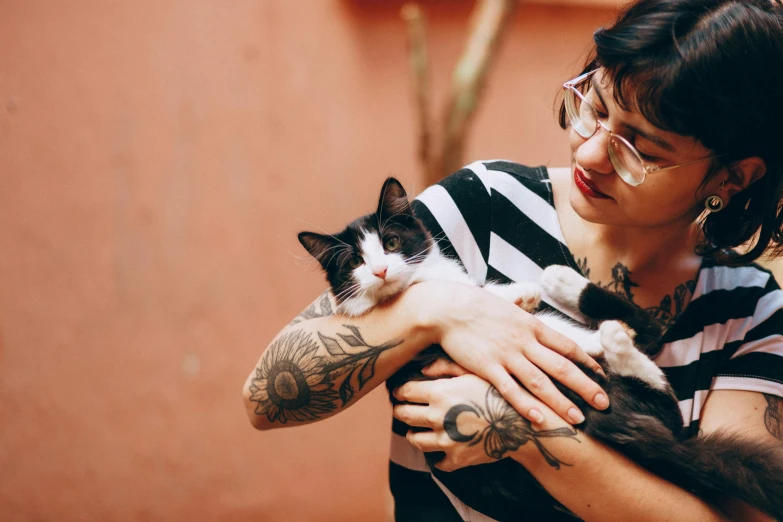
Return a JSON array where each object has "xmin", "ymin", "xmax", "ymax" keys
[
  {"xmin": 392, "ymin": 367, "xmax": 581, "ymax": 472},
  {"xmin": 409, "ymin": 280, "xmax": 608, "ymax": 425}
]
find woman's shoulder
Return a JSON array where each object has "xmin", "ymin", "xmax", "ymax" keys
[
  {"xmin": 697, "ymin": 258, "xmax": 780, "ymax": 292},
  {"xmin": 410, "ymin": 160, "xmax": 562, "ymax": 283},
  {"xmin": 690, "ymin": 259, "xmax": 780, "ymax": 312},
  {"xmin": 446, "ymin": 159, "xmax": 550, "ymax": 185},
  {"xmin": 424, "ymin": 160, "xmax": 555, "ymax": 204}
]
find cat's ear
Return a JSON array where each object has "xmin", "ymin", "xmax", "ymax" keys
[
  {"xmin": 377, "ymin": 177, "xmax": 411, "ymax": 220},
  {"xmin": 298, "ymin": 232, "xmax": 340, "ymax": 267}
]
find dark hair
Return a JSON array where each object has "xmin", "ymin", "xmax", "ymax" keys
[{"xmin": 559, "ymin": 0, "xmax": 783, "ymax": 265}]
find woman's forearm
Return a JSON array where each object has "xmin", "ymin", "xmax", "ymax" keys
[
  {"xmin": 512, "ymin": 421, "xmax": 728, "ymax": 521},
  {"xmin": 242, "ymin": 284, "xmax": 437, "ymax": 430}
]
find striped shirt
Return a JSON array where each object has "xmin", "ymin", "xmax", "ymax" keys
[{"xmin": 390, "ymin": 160, "xmax": 783, "ymax": 522}]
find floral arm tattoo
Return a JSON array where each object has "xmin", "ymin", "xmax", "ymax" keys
[
  {"xmin": 763, "ymin": 393, "xmax": 783, "ymax": 440},
  {"xmin": 443, "ymin": 386, "xmax": 580, "ymax": 469},
  {"xmin": 248, "ymin": 325, "xmax": 402, "ymax": 424},
  {"xmin": 288, "ymin": 290, "xmax": 334, "ymax": 325}
]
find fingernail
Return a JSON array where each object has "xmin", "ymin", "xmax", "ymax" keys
[
  {"xmin": 529, "ymin": 409, "xmax": 545, "ymax": 424},
  {"xmin": 567, "ymin": 407, "xmax": 585, "ymax": 424},
  {"xmin": 594, "ymin": 392, "xmax": 609, "ymax": 410}
]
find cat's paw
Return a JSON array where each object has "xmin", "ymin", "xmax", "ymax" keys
[
  {"xmin": 483, "ymin": 282, "xmax": 540, "ymax": 311},
  {"xmin": 599, "ymin": 321, "xmax": 637, "ymax": 357},
  {"xmin": 509, "ymin": 282, "xmax": 541, "ymax": 312},
  {"xmin": 600, "ymin": 321, "xmax": 668, "ymax": 390},
  {"xmin": 540, "ymin": 265, "xmax": 589, "ymax": 310}
]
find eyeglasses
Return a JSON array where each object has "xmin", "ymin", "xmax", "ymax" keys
[{"xmin": 563, "ymin": 70, "xmax": 721, "ymax": 187}]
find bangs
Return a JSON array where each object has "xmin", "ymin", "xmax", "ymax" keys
[
  {"xmin": 600, "ymin": 61, "xmax": 685, "ymax": 135},
  {"xmin": 591, "ymin": 0, "xmax": 774, "ymax": 148}
]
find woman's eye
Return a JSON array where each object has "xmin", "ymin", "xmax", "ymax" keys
[
  {"xmin": 637, "ymin": 150, "xmax": 661, "ymax": 163},
  {"xmin": 348, "ymin": 256, "xmax": 364, "ymax": 269},
  {"xmin": 384, "ymin": 236, "xmax": 401, "ymax": 251}
]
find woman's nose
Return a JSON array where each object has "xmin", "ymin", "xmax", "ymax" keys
[{"xmin": 573, "ymin": 125, "xmax": 614, "ymax": 175}]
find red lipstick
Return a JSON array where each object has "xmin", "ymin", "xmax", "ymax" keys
[{"xmin": 574, "ymin": 168, "xmax": 610, "ymax": 199}]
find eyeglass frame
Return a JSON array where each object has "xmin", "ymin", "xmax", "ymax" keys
[{"xmin": 563, "ymin": 69, "xmax": 723, "ymax": 186}]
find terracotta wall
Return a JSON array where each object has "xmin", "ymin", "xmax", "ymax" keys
[{"xmin": 0, "ymin": 1, "xmax": 630, "ymax": 521}]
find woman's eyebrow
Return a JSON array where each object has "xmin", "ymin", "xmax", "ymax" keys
[{"xmin": 590, "ymin": 76, "xmax": 677, "ymax": 154}]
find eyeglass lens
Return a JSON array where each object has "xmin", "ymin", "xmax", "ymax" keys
[{"xmin": 566, "ymin": 88, "xmax": 646, "ymax": 186}]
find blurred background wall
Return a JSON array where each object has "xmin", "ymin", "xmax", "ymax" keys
[{"xmin": 3, "ymin": 0, "xmax": 758, "ymax": 521}]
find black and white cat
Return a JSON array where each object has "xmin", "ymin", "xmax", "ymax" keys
[{"xmin": 299, "ymin": 177, "xmax": 783, "ymax": 521}]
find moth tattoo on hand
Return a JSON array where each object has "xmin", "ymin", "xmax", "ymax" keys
[{"xmin": 443, "ymin": 386, "xmax": 580, "ymax": 469}]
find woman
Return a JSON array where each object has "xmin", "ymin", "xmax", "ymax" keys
[{"xmin": 243, "ymin": 0, "xmax": 783, "ymax": 520}]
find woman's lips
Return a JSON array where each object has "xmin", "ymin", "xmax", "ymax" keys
[{"xmin": 574, "ymin": 168, "xmax": 610, "ymax": 199}]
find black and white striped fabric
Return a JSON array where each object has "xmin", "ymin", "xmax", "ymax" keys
[{"xmin": 390, "ymin": 160, "xmax": 783, "ymax": 522}]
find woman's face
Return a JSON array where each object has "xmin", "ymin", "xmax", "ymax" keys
[{"xmin": 568, "ymin": 69, "xmax": 721, "ymax": 229}]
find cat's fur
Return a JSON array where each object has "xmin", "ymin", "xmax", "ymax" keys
[{"xmin": 299, "ymin": 177, "xmax": 783, "ymax": 521}]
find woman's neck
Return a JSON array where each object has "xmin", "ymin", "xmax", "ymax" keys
[
  {"xmin": 548, "ymin": 167, "xmax": 702, "ymax": 275},
  {"xmin": 577, "ymin": 214, "xmax": 702, "ymax": 274},
  {"xmin": 547, "ymin": 167, "xmax": 704, "ymax": 324}
]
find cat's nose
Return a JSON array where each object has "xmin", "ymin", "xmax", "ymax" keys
[{"xmin": 373, "ymin": 267, "xmax": 388, "ymax": 280}]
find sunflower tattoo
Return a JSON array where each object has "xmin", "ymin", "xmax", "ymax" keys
[
  {"xmin": 249, "ymin": 326, "xmax": 402, "ymax": 424},
  {"xmin": 249, "ymin": 330, "xmax": 339, "ymax": 423}
]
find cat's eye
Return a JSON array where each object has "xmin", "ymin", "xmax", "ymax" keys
[
  {"xmin": 348, "ymin": 255, "xmax": 364, "ymax": 269},
  {"xmin": 384, "ymin": 236, "xmax": 401, "ymax": 251}
]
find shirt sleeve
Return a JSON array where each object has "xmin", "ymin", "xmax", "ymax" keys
[
  {"xmin": 411, "ymin": 165, "xmax": 492, "ymax": 286},
  {"xmin": 712, "ymin": 272, "xmax": 783, "ymax": 399}
]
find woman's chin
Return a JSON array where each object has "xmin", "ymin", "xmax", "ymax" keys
[{"xmin": 569, "ymin": 185, "xmax": 615, "ymax": 225}]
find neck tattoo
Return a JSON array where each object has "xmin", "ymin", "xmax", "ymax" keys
[{"xmin": 575, "ymin": 258, "xmax": 696, "ymax": 331}]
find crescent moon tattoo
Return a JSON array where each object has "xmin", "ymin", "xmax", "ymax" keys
[{"xmin": 444, "ymin": 403, "xmax": 481, "ymax": 443}]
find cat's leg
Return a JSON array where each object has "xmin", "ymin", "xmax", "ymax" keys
[
  {"xmin": 540, "ymin": 265, "xmax": 589, "ymax": 311},
  {"xmin": 599, "ymin": 321, "xmax": 668, "ymax": 391},
  {"xmin": 536, "ymin": 312, "xmax": 604, "ymax": 357},
  {"xmin": 541, "ymin": 265, "xmax": 663, "ymax": 355},
  {"xmin": 483, "ymin": 281, "xmax": 541, "ymax": 312}
]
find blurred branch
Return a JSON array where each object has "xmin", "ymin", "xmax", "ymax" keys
[
  {"xmin": 401, "ymin": 4, "xmax": 435, "ymax": 182},
  {"xmin": 402, "ymin": 0, "xmax": 519, "ymax": 186},
  {"xmin": 440, "ymin": 0, "xmax": 519, "ymax": 180}
]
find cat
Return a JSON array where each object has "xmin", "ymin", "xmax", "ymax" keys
[{"xmin": 298, "ymin": 176, "xmax": 783, "ymax": 521}]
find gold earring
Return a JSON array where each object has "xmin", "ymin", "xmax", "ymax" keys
[{"xmin": 705, "ymin": 195, "xmax": 725, "ymax": 213}]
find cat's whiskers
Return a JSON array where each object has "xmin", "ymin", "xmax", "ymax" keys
[
  {"xmin": 429, "ymin": 233, "xmax": 448, "ymax": 248},
  {"xmin": 333, "ymin": 249, "xmax": 354, "ymax": 267},
  {"xmin": 334, "ymin": 281, "xmax": 364, "ymax": 302},
  {"xmin": 378, "ymin": 211, "xmax": 398, "ymax": 237},
  {"xmin": 323, "ymin": 245, "xmax": 352, "ymax": 267},
  {"xmin": 290, "ymin": 252, "xmax": 324, "ymax": 270},
  {"xmin": 404, "ymin": 243, "xmax": 438, "ymax": 265},
  {"xmin": 298, "ymin": 219, "xmax": 352, "ymax": 248}
]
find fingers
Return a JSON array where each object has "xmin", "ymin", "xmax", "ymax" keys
[
  {"xmin": 525, "ymin": 345, "xmax": 609, "ymax": 413},
  {"xmin": 393, "ymin": 380, "xmax": 432, "ymax": 404},
  {"xmin": 532, "ymin": 324, "xmax": 609, "ymax": 411},
  {"xmin": 422, "ymin": 358, "xmax": 471, "ymax": 378},
  {"xmin": 406, "ymin": 429, "xmax": 443, "ymax": 453},
  {"xmin": 393, "ymin": 404, "xmax": 438, "ymax": 428},
  {"xmin": 484, "ymin": 366, "xmax": 546, "ymax": 424},
  {"xmin": 534, "ymin": 322, "xmax": 604, "ymax": 376},
  {"xmin": 505, "ymin": 356, "xmax": 585, "ymax": 424}
]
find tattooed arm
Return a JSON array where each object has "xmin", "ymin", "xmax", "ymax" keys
[
  {"xmin": 244, "ymin": 279, "xmax": 608, "ymax": 431},
  {"xmin": 697, "ymin": 390, "xmax": 781, "ymax": 521},
  {"xmin": 395, "ymin": 366, "xmax": 728, "ymax": 522},
  {"xmin": 510, "ymin": 404, "xmax": 729, "ymax": 521},
  {"xmin": 243, "ymin": 286, "xmax": 436, "ymax": 430}
]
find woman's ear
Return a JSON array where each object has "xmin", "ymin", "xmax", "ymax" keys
[{"xmin": 724, "ymin": 157, "xmax": 767, "ymax": 196}]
